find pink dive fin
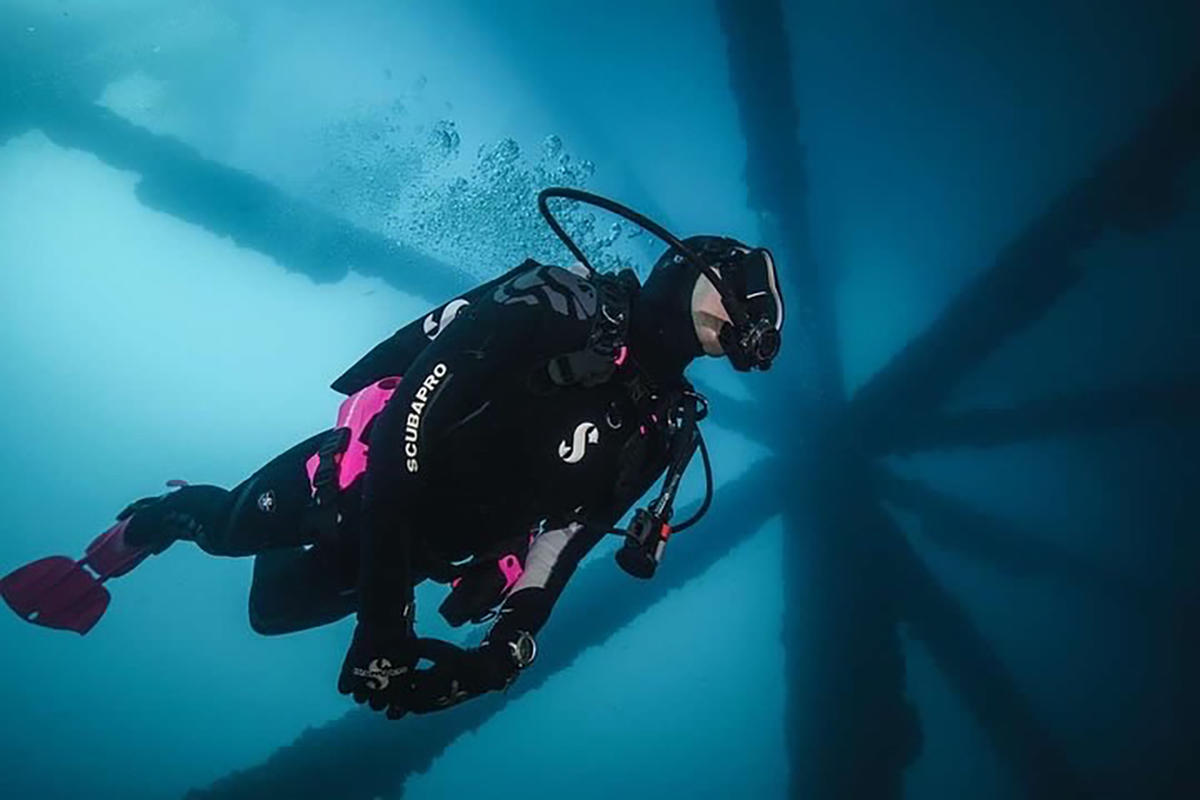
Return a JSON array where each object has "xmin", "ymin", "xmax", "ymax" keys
[
  {"xmin": 1, "ymin": 556, "xmax": 112, "ymax": 635},
  {"xmin": 84, "ymin": 518, "xmax": 152, "ymax": 580},
  {"xmin": 0, "ymin": 518, "xmax": 149, "ymax": 636}
]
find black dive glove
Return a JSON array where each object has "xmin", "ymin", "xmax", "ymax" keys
[
  {"xmin": 405, "ymin": 639, "xmax": 526, "ymax": 715},
  {"xmin": 338, "ymin": 621, "xmax": 420, "ymax": 716}
]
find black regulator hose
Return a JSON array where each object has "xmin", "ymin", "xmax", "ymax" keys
[{"xmin": 537, "ymin": 187, "xmax": 752, "ymax": 328}]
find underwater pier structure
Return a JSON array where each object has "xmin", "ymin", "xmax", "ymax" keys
[
  {"xmin": 189, "ymin": 4, "xmax": 1199, "ymax": 797},
  {"xmin": 4, "ymin": 2, "xmax": 1199, "ymax": 798}
]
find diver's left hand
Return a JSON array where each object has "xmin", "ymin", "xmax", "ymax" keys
[
  {"xmin": 402, "ymin": 639, "xmax": 518, "ymax": 715},
  {"xmin": 338, "ymin": 621, "xmax": 420, "ymax": 713}
]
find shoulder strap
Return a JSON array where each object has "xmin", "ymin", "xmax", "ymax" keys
[{"xmin": 546, "ymin": 270, "xmax": 637, "ymax": 388}]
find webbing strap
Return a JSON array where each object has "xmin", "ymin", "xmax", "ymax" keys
[
  {"xmin": 547, "ymin": 274, "xmax": 632, "ymax": 388},
  {"xmin": 308, "ymin": 427, "xmax": 351, "ymax": 542}
]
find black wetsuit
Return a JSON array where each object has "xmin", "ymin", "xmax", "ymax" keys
[{"xmin": 141, "ymin": 261, "xmax": 688, "ymax": 644}]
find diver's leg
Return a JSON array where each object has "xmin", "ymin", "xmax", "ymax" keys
[
  {"xmin": 247, "ymin": 545, "xmax": 359, "ymax": 636},
  {"xmin": 137, "ymin": 430, "xmax": 369, "ymax": 635},
  {"xmin": 134, "ymin": 430, "xmax": 368, "ymax": 636},
  {"xmin": 245, "ymin": 476, "xmax": 364, "ymax": 635},
  {"xmin": 2, "ymin": 431, "xmax": 345, "ymax": 635},
  {"xmin": 124, "ymin": 432, "xmax": 333, "ymax": 557}
]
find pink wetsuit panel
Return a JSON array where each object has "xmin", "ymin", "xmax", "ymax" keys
[{"xmin": 305, "ymin": 377, "xmax": 401, "ymax": 493}]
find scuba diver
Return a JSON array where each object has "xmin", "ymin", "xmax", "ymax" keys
[{"xmin": 1, "ymin": 189, "xmax": 784, "ymax": 718}]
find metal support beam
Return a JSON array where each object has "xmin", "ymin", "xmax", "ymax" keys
[
  {"xmin": 715, "ymin": 0, "xmax": 844, "ymax": 409},
  {"xmin": 880, "ymin": 472, "xmax": 1178, "ymax": 616},
  {"xmin": 896, "ymin": 511, "xmax": 1091, "ymax": 800},
  {"xmin": 783, "ymin": 459, "xmax": 915, "ymax": 800},
  {"xmin": 878, "ymin": 380, "xmax": 1200, "ymax": 455},
  {"xmin": 848, "ymin": 68, "xmax": 1200, "ymax": 451},
  {"xmin": 18, "ymin": 91, "xmax": 478, "ymax": 304}
]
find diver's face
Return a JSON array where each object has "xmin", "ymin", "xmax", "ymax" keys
[{"xmin": 691, "ymin": 270, "xmax": 731, "ymax": 357}]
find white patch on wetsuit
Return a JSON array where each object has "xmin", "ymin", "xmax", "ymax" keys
[
  {"xmin": 423, "ymin": 298, "xmax": 470, "ymax": 340},
  {"xmin": 256, "ymin": 490, "xmax": 276, "ymax": 513},
  {"xmin": 510, "ymin": 523, "xmax": 584, "ymax": 593},
  {"xmin": 558, "ymin": 421, "xmax": 599, "ymax": 464}
]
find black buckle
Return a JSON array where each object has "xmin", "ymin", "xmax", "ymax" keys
[
  {"xmin": 547, "ymin": 354, "xmax": 577, "ymax": 386},
  {"xmin": 545, "ymin": 273, "xmax": 630, "ymax": 388},
  {"xmin": 312, "ymin": 427, "xmax": 351, "ymax": 506}
]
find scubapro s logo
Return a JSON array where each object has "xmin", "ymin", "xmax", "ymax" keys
[
  {"xmin": 352, "ymin": 658, "xmax": 409, "ymax": 692},
  {"xmin": 423, "ymin": 299, "xmax": 469, "ymax": 340},
  {"xmin": 558, "ymin": 422, "xmax": 599, "ymax": 464},
  {"xmin": 256, "ymin": 490, "xmax": 275, "ymax": 514}
]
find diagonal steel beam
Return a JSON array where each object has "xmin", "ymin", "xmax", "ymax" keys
[
  {"xmin": 186, "ymin": 458, "xmax": 787, "ymax": 799},
  {"xmin": 16, "ymin": 90, "xmax": 478, "ymax": 304},
  {"xmin": 880, "ymin": 471, "xmax": 1180, "ymax": 616},
  {"xmin": 847, "ymin": 66, "xmax": 1200, "ymax": 450},
  {"xmin": 890, "ymin": 506, "xmax": 1093, "ymax": 800},
  {"xmin": 878, "ymin": 378, "xmax": 1200, "ymax": 455}
]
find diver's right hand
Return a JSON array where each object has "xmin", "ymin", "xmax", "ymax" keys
[{"xmin": 338, "ymin": 621, "xmax": 419, "ymax": 714}]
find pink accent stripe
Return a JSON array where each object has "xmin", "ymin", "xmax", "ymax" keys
[
  {"xmin": 498, "ymin": 555, "xmax": 524, "ymax": 594},
  {"xmin": 306, "ymin": 376, "xmax": 402, "ymax": 493},
  {"xmin": 613, "ymin": 346, "xmax": 628, "ymax": 366}
]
